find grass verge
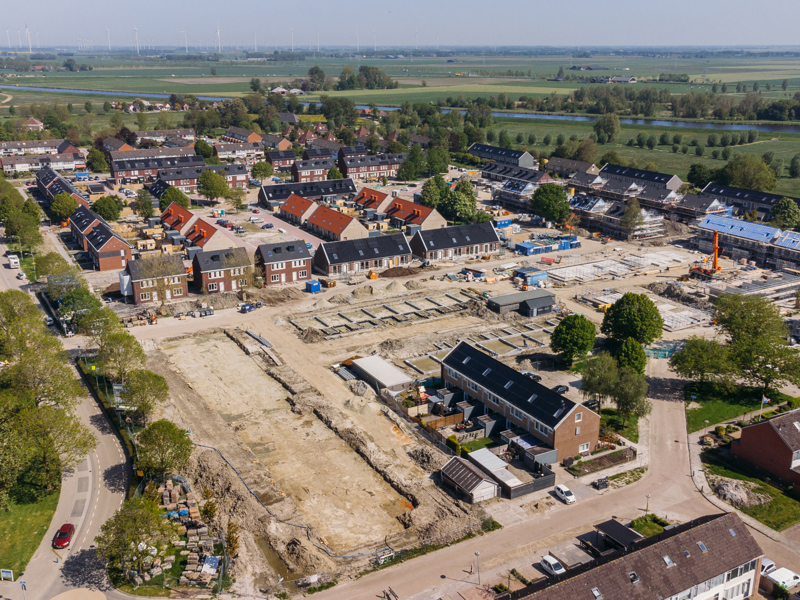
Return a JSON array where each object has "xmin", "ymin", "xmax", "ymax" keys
[
  {"xmin": 0, "ymin": 488, "xmax": 59, "ymax": 578},
  {"xmin": 600, "ymin": 408, "xmax": 639, "ymax": 443},
  {"xmin": 685, "ymin": 382, "xmax": 796, "ymax": 433},
  {"xmin": 702, "ymin": 449, "xmax": 800, "ymax": 531}
]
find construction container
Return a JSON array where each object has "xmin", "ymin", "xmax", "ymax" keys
[
  {"xmin": 541, "ymin": 256, "xmax": 554, "ymax": 265},
  {"xmin": 321, "ymin": 278, "xmax": 337, "ymax": 288},
  {"xmin": 306, "ymin": 280, "xmax": 321, "ymax": 294},
  {"xmin": 515, "ymin": 242, "xmax": 538, "ymax": 256},
  {"xmin": 494, "ymin": 218, "xmax": 512, "ymax": 229}
]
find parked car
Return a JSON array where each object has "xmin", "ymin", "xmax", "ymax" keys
[
  {"xmin": 186, "ymin": 311, "xmax": 195, "ymax": 318},
  {"xmin": 552, "ymin": 385, "xmax": 569, "ymax": 394},
  {"xmin": 541, "ymin": 555, "xmax": 566, "ymax": 577},
  {"xmin": 554, "ymin": 484, "xmax": 576, "ymax": 504},
  {"xmin": 174, "ymin": 312, "xmax": 184, "ymax": 319},
  {"xmin": 305, "ymin": 242, "xmax": 313, "ymax": 249},
  {"xmin": 216, "ymin": 219, "xmax": 228, "ymax": 226},
  {"xmin": 16, "ymin": 272, "xmax": 27, "ymax": 280},
  {"xmin": 249, "ymin": 179, "xmax": 261, "ymax": 187},
  {"xmin": 240, "ymin": 303, "xmax": 254, "ymax": 313},
  {"xmin": 53, "ymin": 523, "xmax": 75, "ymax": 549},
  {"xmin": 277, "ymin": 228, "xmax": 286, "ymax": 233},
  {"xmin": 762, "ymin": 558, "xmax": 777, "ymax": 576},
  {"xmin": 44, "ymin": 316, "xmax": 54, "ymax": 326},
  {"xmin": 249, "ymin": 217, "xmax": 264, "ymax": 223},
  {"xmin": 520, "ymin": 370, "xmax": 542, "ymax": 382},
  {"xmin": 261, "ymin": 223, "xmax": 274, "ymax": 229}
]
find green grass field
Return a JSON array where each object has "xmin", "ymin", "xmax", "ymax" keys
[
  {"xmin": 0, "ymin": 492, "xmax": 59, "ymax": 577},
  {"xmin": 600, "ymin": 408, "xmax": 639, "ymax": 443},
  {"xmin": 684, "ymin": 382, "xmax": 796, "ymax": 433}
]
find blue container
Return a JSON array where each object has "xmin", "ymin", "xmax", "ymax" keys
[
  {"xmin": 571, "ymin": 241, "xmax": 582, "ymax": 249},
  {"xmin": 494, "ymin": 218, "xmax": 512, "ymax": 228},
  {"xmin": 306, "ymin": 280, "xmax": 321, "ymax": 294}
]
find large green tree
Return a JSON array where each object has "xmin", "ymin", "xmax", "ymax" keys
[
  {"xmin": 137, "ymin": 420, "xmax": 194, "ymax": 479},
  {"xmin": 419, "ymin": 176, "xmax": 442, "ymax": 210},
  {"xmin": 616, "ymin": 338, "xmax": 647, "ymax": 374},
  {"xmin": 601, "ymin": 292, "xmax": 663, "ymax": 346},
  {"xmin": 0, "ymin": 419, "xmax": 23, "ymax": 510},
  {"xmin": 133, "ymin": 189, "xmax": 155, "ymax": 219},
  {"xmin": 531, "ymin": 183, "xmax": 570, "ymax": 223},
  {"xmin": 92, "ymin": 196, "xmax": 122, "ymax": 222},
  {"xmin": 86, "ymin": 148, "xmax": 108, "ymax": 172},
  {"xmin": 326, "ymin": 167, "xmax": 343, "ymax": 180},
  {"xmin": 97, "ymin": 331, "xmax": 145, "ymax": 384},
  {"xmin": 593, "ymin": 113, "xmax": 621, "ymax": 141},
  {"xmin": 669, "ymin": 336, "xmax": 731, "ymax": 383},
  {"xmin": 159, "ymin": 186, "xmax": 191, "ymax": 211},
  {"xmin": 397, "ymin": 144, "xmax": 425, "ymax": 180},
  {"xmin": 612, "ymin": 367, "xmax": 651, "ymax": 427},
  {"xmin": 720, "ymin": 154, "xmax": 777, "ymax": 191},
  {"xmin": 550, "ymin": 314, "xmax": 596, "ymax": 365},
  {"xmin": 121, "ymin": 370, "xmax": 169, "ymax": 425},
  {"xmin": 580, "ymin": 351, "xmax": 619, "ymax": 408},
  {"xmin": 251, "ymin": 161, "xmax": 273, "ymax": 180},
  {"xmin": 197, "ymin": 170, "xmax": 229, "ymax": 203},
  {"xmin": 50, "ymin": 192, "xmax": 78, "ymax": 221},
  {"xmin": 771, "ymin": 197, "xmax": 800, "ymax": 229}
]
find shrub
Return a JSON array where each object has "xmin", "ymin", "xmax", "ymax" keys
[
  {"xmin": 714, "ymin": 425, "xmax": 726, "ymax": 436},
  {"xmin": 511, "ymin": 568, "xmax": 530, "ymax": 585},
  {"xmin": 726, "ymin": 425, "xmax": 739, "ymax": 433},
  {"xmin": 494, "ymin": 584, "xmax": 509, "ymax": 593},
  {"xmin": 672, "ymin": 144, "xmax": 679, "ymax": 153},
  {"xmin": 787, "ymin": 398, "xmax": 800, "ymax": 410},
  {"xmin": 737, "ymin": 420, "xmax": 748, "ymax": 428}
]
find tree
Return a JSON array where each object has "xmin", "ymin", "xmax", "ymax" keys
[
  {"xmin": 440, "ymin": 190, "xmax": 476, "ymax": 223},
  {"xmin": 580, "ymin": 352, "xmax": 619, "ymax": 407},
  {"xmin": 9, "ymin": 334, "xmax": 82, "ymax": 410},
  {"xmin": 695, "ymin": 145, "xmax": 704, "ymax": 157},
  {"xmin": 36, "ymin": 252, "xmax": 72, "ymax": 277},
  {"xmin": 50, "ymin": 192, "xmax": 78, "ymax": 221},
  {"xmin": 103, "ymin": 101, "xmax": 111, "ymax": 113},
  {"xmin": 57, "ymin": 287, "xmax": 102, "ymax": 319},
  {"xmin": 620, "ymin": 198, "xmax": 644, "ymax": 233},
  {"xmin": 76, "ymin": 306, "xmax": 123, "ymax": 348},
  {"xmin": 84, "ymin": 101, "xmax": 93, "ymax": 114},
  {"xmin": 249, "ymin": 77, "xmax": 262, "ymax": 93},
  {"xmin": 132, "ymin": 189, "xmax": 155, "ymax": 219},
  {"xmin": 95, "ymin": 498, "xmax": 179, "ymax": 573},
  {"xmin": 498, "ymin": 130, "xmax": 513, "ymax": 149},
  {"xmin": 714, "ymin": 294, "xmax": 800, "ymax": 392},
  {"xmin": 195, "ymin": 139, "xmax": 214, "ymax": 159},
  {"xmin": 720, "ymin": 154, "xmax": 776, "ymax": 191},
  {"xmin": 137, "ymin": 420, "xmax": 193, "ymax": 479},
  {"xmin": 593, "ymin": 113, "xmax": 620, "ymax": 141},
  {"xmin": 601, "ymin": 292, "xmax": 663, "ymax": 346},
  {"xmin": 121, "ymin": 370, "xmax": 169, "ymax": 425},
  {"xmin": 772, "ymin": 197, "xmax": 800, "ymax": 229},
  {"xmin": 307, "ymin": 66, "xmax": 326, "ymax": 91},
  {"xmin": 397, "ymin": 144, "xmax": 425, "ymax": 180},
  {"xmin": 783, "ymin": 79, "xmax": 790, "ymax": 91},
  {"xmin": 556, "ymin": 134, "xmax": 566, "ymax": 146},
  {"xmin": 669, "ymin": 336, "xmax": 731, "ymax": 383},
  {"xmin": 550, "ymin": 314, "xmax": 596, "ymax": 366},
  {"xmin": 687, "ymin": 163, "xmax": 716, "ymax": 189},
  {"xmin": 612, "ymin": 367, "xmax": 651, "ymax": 427},
  {"xmin": 97, "ymin": 331, "xmax": 145, "ymax": 384},
  {"xmin": 16, "ymin": 406, "xmax": 96, "ymax": 490},
  {"xmin": 159, "ymin": 186, "xmax": 190, "ymax": 211},
  {"xmin": 616, "ymin": 338, "xmax": 646, "ymax": 374},
  {"xmin": 543, "ymin": 134, "xmax": 552, "ymax": 146},
  {"xmin": 92, "ymin": 196, "xmax": 121, "ymax": 221},
  {"xmin": 574, "ymin": 139, "xmax": 597, "ymax": 163},
  {"xmin": 226, "ymin": 521, "xmax": 241, "ymax": 557},
  {"xmin": 427, "ymin": 146, "xmax": 450, "ymax": 174},
  {"xmin": 419, "ymin": 177, "xmax": 442, "ymax": 210},
  {"xmin": 531, "ymin": 184, "xmax": 570, "ymax": 223},
  {"xmin": 5, "ymin": 211, "xmax": 43, "ymax": 249},
  {"xmin": 251, "ymin": 161, "xmax": 273, "ymax": 180},
  {"xmin": 790, "ymin": 154, "xmax": 800, "ymax": 179},
  {"xmin": 327, "ymin": 167, "xmax": 343, "ymax": 180},
  {"xmin": 598, "ymin": 150, "xmax": 621, "ymax": 166},
  {"xmin": 226, "ymin": 186, "xmax": 246, "ymax": 211},
  {"xmin": 646, "ymin": 135, "xmax": 656, "ymax": 150},
  {"xmin": 197, "ymin": 170, "xmax": 229, "ymax": 203},
  {"xmin": 109, "ymin": 111, "xmax": 124, "ymax": 130},
  {"xmin": 0, "ymin": 419, "xmax": 23, "ymax": 510},
  {"xmin": 659, "ymin": 132, "xmax": 670, "ymax": 146}
]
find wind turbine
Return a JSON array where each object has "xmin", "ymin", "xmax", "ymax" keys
[
  {"xmin": 17, "ymin": 30, "xmax": 21, "ymax": 49},
  {"xmin": 36, "ymin": 32, "xmax": 39, "ymax": 49},
  {"xmin": 290, "ymin": 28, "xmax": 293, "ymax": 53},
  {"xmin": 5, "ymin": 29, "xmax": 9, "ymax": 49},
  {"xmin": 317, "ymin": 30, "xmax": 319, "ymax": 53},
  {"xmin": 25, "ymin": 24, "xmax": 31, "ymax": 53},
  {"xmin": 216, "ymin": 24, "xmax": 221, "ymax": 52},
  {"xmin": 254, "ymin": 31, "xmax": 257, "ymax": 52},
  {"xmin": 106, "ymin": 28, "xmax": 111, "ymax": 51},
  {"xmin": 415, "ymin": 30, "xmax": 418, "ymax": 50},
  {"xmin": 134, "ymin": 27, "xmax": 139, "ymax": 54},
  {"xmin": 356, "ymin": 29, "xmax": 359, "ymax": 53},
  {"xmin": 373, "ymin": 31, "xmax": 376, "ymax": 53},
  {"xmin": 180, "ymin": 31, "xmax": 187, "ymax": 53}
]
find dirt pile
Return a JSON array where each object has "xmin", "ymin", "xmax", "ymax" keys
[
  {"xmin": 711, "ymin": 476, "xmax": 772, "ymax": 508},
  {"xmin": 379, "ymin": 338, "xmax": 404, "ymax": 354},
  {"xmin": 352, "ymin": 285, "xmax": 379, "ymax": 301},
  {"xmin": 380, "ymin": 266, "xmax": 421, "ymax": 278},
  {"xmin": 406, "ymin": 445, "xmax": 447, "ymax": 472},
  {"xmin": 665, "ymin": 220, "xmax": 692, "ymax": 236},
  {"xmin": 348, "ymin": 379, "xmax": 372, "ymax": 397},
  {"xmin": 310, "ymin": 298, "xmax": 332, "ymax": 310},
  {"xmin": 463, "ymin": 299, "xmax": 501, "ymax": 321},
  {"xmin": 250, "ymin": 286, "xmax": 306, "ymax": 306},
  {"xmin": 328, "ymin": 293, "xmax": 350, "ymax": 304},
  {"xmin": 646, "ymin": 282, "xmax": 711, "ymax": 310},
  {"xmin": 299, "ymin": 328, "xmax": 325, "ymax": 343},
  {"xmin": 158, "ymin": 292, "xmax": 242, "ymax": 315},
  {"xmin": 385, "ymin": 280, "xmax": 406, "ymax": 294},
  {"xmin": 405, "ymin": 279, "xmax": 424, "ymax": 290}
]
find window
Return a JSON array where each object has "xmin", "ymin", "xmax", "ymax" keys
[
  {"xmin": 445, "ymin": 367, "xmax": 457, "ymax": 379},
  {"xmin": 579, "ymin": 443, "xmax": 590, "ymax": 453},
  {"xmin": 239, "ymin": 278, "xmax": 248, "ymax": 287},
  {"xmin": 466, "ymin": 380, "xmax": 478, "ymax": 393},
  {"xmin": 172, "ymin": 287, "xmax": 183, "ymax": 297},
  {"xmin": 697, "ymin": 542, "xmax": 708, "ymax": 553},
  {"xmin": 575, "ymin": 412, "xmax": 583, "ymax": 423},
  {"xmin": 270, "ymin": 274, "xmax": 280, "ymax": 282},
  {"xmin": 663, "ymin": 556, "xmax": 675, "ymax": 568},
  {"xmin": 482, "ymin": 368, "xmax": 492, "ymax": 376},
  {"xmin": 298, "ymin": 270, "xmax": 307, "ymax": 278},
  {"xmin": 208, "ymin": 283, "xmax": 218, "ymax": 291},
  {"xmin": 575, "ymin": 427, "xmax": 581, "ymax": 435},
  {"xmin": 139, "ymin": 292, "xmax": 151, "ymax": 301}
]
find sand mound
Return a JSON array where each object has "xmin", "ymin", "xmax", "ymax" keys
[
  {"xmin": 405, "ymin": 279, "xmax": 424, "ymax": 290},
  {"xmin": 385, "ymin": 280, "xmax": 406, "ymax": 294},
  {"xmin": 379, "ymin": 339, "xmax": 404, "ymax": 354},
  {"xmin": 310, "ymin": 298, "xmax": 332, "ymax": 310},
  {"xmin": 250, "ymin": 286, "xmax": 305, "ymax": 306},
  {"xmin": 406, "ymin": 445, "xmax": 447, "ymax": 472},
  {"xmin": 352, "ymin": 285, "xmax": 378, "ymax": 300},
  {"xmin": 299, "ymin": 328, "xmax": 325, "ymax": 343},
  {"xmin": 328, "ymin": 293, "xmax": 350, "ymax": 304}
]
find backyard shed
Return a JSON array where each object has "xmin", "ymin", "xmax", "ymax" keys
[
  {"xmin": 440, "ymin": 457, "xmax": 499, "ymax": 503},
  {"xmin": 487, "ymin": 289, "xmax": 556, "ymax": 316},
  {"xmin": 351, "ymin": 356, "xmax": 413, "ymax": 392}
]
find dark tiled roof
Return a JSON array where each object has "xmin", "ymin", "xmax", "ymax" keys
[
  {"xmin": 192, "ymin": 247, "xmax": 251, "ymax": 273},
  {"xmin": 701, "ymin": 183, "xmax": 799, "ymax": 208},
  {"xmin": 413, "ymin": 222, "xmax": 500, "ymax": 251},
  {"xmin": 266, "ymin": 150, "xmax": 296, "ymax": 161},
  {"xmin": 303, "ymin": 147, "xmax": 336, "ymax": 160},
  {"xmin": 680, "ymin": 194, "xmax": 722, "ymax": 210},
  {"xmin": 516, "ymin": 513, "xmax": 762, "ymax": 600},
  {"xmin": 442, "ymin": 341, "xmax": 575, "ymax": 429},
  {"xmin": 0, "ymin": 139, "xmax": 63, "ymax": 151},
  {"xmin": 135, "ymin": 128, "xmax": 194, "ymax": 139},
  {"xmin": 760, "ymin": 409, "xmax": 800, "ymax": 451},
  {"xmin": 278, "ymin": 112, "xmax": 300, "ymax": 124},
  {"xmin": 147, "ymin": 179, "xmax": 172, "ymax": 199},
  {"xmin": 260, "ymin": 178, "xmax": 357, "ymax": 202},
  {"xmin": 342, "ymin": 153, "xmax": 407, "ymax": 168},
  {"xmin": 126, "ymin": 254, "xmax": 186, "ymax": 281},
  {"xmin": 570, "ymin": 172, "xmax": 603, "ymax": 187},
  {"xmin": 319, "ymin": 233, "xmax": 411, "ymax": 265},
  {"xmin": 109, "ymin": 147, "xmax": 196, "ymax": 161},
  {"xmin": 338, "ymin": 145, "xmax": 368, "ymax": 158},
  {"xmin": 469, "ymin": 143, "xmax": 529, "ymax": 160},
  {"xmin": 293, "ymin": 158, "xmax": 337, "ymax": 172},
  {"xmin": 441, "ymin": 457, "xmax": 494, "ymax": 493},
  {"xmin": 214, "ymin": 142, "xmax": 264, "ymax": 153},
  {"xmin": 545, "ymin": 157, "xmax": 596, "ymax": 172},
  {"xmin": 103, "ymin": 136, "xmax": 129, "ymax": 151},
  {"xmin": 482, "ymin": 162, "xmax": 550, "ymax": 183},
  {"xmin": 224, "ymin": 126, "xmax": 258, "ymax": 140},
  {"xmin": 85, "ymin": 222, "xmax": 130, "ymax": 252},
  {"xmin": 256, "ymin": 241, "xmax": 311, "ymax": 265},
  {"xmin": 111, "ymin": 154, "xmax": 205, "ymax": 173},
  {"xmin": 68, "ymin": 205, "xmax": 101, "ymax": 233},
  {"xmin": 600, "ymin": 163, "xmax": 680, "ymax": 186},
  {"xmin": 157, "ymin": 163, "xmax": 247, "ymax": 182},
  {"xmin": 310, "ymin": 138, "xmax": 344, "ymax": 152},
  {"xmin": 637, "ymin": 186, "xmax": 675, "ymax": 202}
]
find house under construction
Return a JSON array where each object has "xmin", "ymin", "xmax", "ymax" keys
[{"xmin": 570, "ymin": 197, "xmax": 665, "ymax": 240}]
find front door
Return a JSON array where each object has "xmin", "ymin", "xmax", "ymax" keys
[
  {"xmin": 280, "ymin": 273, "xmax": 285, "ymax": 283},
  {"xmin": 219, "ymin": 282, "xmax": 225, "ymax": 292}
]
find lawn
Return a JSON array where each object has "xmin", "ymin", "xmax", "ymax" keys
[
  {"xmin": 600, "ymin": 408, "xmax": 639, "ymax": 444},
  {"xmin": 0, "ymin": 465, "xmax": 60, "ymax": 578},
  {"xmin": 703, "ymin": 450, "xmax": 800, "ymax": 531},
  {"xmin": 630, "ymin": 514, "xmax": 669, "ymax": 537},
  {"xmin": 684, "ymin": 382, "xmax": 796, "ymax": 433},
  {"xmin": 462, "ymin": 437, "xmax": 496, "ymax": 452}
]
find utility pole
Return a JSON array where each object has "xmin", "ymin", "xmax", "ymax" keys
[{"xmin": 17, "ymin": 30, "xmax": 21, "ymax": 49}]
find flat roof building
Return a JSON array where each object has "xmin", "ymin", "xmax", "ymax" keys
[{"xmin": 350, "ymin": 356, "xmax": 414, "ymax": 392}]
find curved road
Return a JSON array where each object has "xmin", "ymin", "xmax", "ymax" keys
[{"xmin": 0, "ymin": 241, "xmax": 129, "ymax": 600}]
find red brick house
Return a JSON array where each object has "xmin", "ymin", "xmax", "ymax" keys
[
  {"xmin": 102, "ymin": 136, "xmax": 134, "ymax": 153},
  {"xmin": 731, "ymin": 410, "xmax": 800, "ymax": 486},
  {"xmin": 279, "ymin": 194, "xmax": 318, "ymax": 225},
  {"xmin": 109, "ymin": 147, "xmax": 197, "ymax": 162},
  {"xmin": 255, "ymin": 242, "xmax": 312, "ymax": 285},
  {"xmin": 111, "ymin": 155, "xmax": 205, "ymax": 185},
  {"xmin": 340, "ymin": 153, "xmax": 407, "ymax": 181},
  {"xmin": 353, "ymin": 187, "xmax": 392, "ymax": 212},
  {"xmin": 221, "ymin": 126, "xmax": 262, "ymax": 144},
  {"xmin": 306, "ymin": 204, "xmax": 368, "ymax": 241},
  {"xmin": 161, "ymin": 202, "xmax": 199, "ymax": 236},
  {"xmin": 291, "ymin": 158, "xmax": 336, "ymax": 183},
  {"xmin": 296, "ymin": 130, "xmax": 317, "ymax": 146},
  {"xmin": 313, "ymin": 233, "xmax": 412, "ymax": 276},
  {"xmin": 85, "ymin": 223, "xmax": 133, "ymax": 271},
  {"xmin": 69, "ymin": 205, "xmax": 102, "ymax": 250},
  {"xmin": 191, "ymin": 247, "xmax": 252, "ymax": 294},
  {"xmin": 156, "ymin": 164, "xmax": 248, "ymax": 194},
  {"xmin": 122, "ymin": 254, "xmax": 188, "ymax": 305},
  {"xmin": 384, "ymin": 198, "xmax": 447, "ymax": 230},
  {"xmin": 134, "ymin": 129, "xmax": 195, "ymax": 145},
  {"xmin": 262, "ymin": 134, "xmax": 293, "ymax": 151},
  {"xmin": 214, "ymin": 142, "xmax": 265, "ymax": 163},
  {"xmin": 266, "ymin": 150, "xmax": 296, "ymax": 172}
]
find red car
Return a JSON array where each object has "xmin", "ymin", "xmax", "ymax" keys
[{"xmin": 53, "ymin": 524, "xmax": 75, "ymax": 549}]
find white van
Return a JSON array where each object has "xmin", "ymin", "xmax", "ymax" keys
[{"xmin": 8, "ymin": 255, "xmax": 19, "ymax": 268}]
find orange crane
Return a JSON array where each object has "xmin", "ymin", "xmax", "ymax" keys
[{"xmin": 690, "ymin": 230, "xmax": 723, "ymax": 279}]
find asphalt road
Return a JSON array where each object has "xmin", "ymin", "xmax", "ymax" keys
[{"xmin": 0, "ymin": 239, "xmax": 129, "ymax": 600}]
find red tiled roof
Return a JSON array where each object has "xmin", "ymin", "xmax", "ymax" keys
[
  {"xmin": 280, "ymin": 194, "xmax": 317, "ymax": 218},
  {"xmin": 353, "ymin": 187, "xmax": 389, "ymax": 209},
  {"xmin": 185, "ymin": 218, "xmax": 218, "ymax": 247},
  {"xmin": 307, "ymin": 204, "xmax": 355, "ymax": 234},
  {"xmin": 160, "ymin": 202, "xmax": 195, "ymax": 229},
  {"xmin": 385, "ymin": 198, "xmax": 435, "ymax": 226}
]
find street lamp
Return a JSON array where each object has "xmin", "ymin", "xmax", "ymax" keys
[
  {"xmin": 704, "ymin": 420, "xmax": 710, "ymax": 435},
  {"xmin": 475, "ymin": 551, "xmax": 481, "ymax": 585},
  {"xmin": 645, "ymin": 494, "xmax": 651, "ymax": 517}
]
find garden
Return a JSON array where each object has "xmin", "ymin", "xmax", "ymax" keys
[{"xmin": 685, "ymin": 382, "xmax": 797, "ymax": 434}]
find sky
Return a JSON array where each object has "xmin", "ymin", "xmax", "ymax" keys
[{"xmin": 5, "ymin": 0, "xmax": 800, "ymax": 50}]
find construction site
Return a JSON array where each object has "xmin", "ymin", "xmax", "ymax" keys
[{"xmin": 124, "ymin": 215, "xmax": 800, "ymax": 595}]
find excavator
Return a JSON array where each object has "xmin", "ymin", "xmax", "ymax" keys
[{"xmin": 690, "ymin": 230, "xmax": 724, "ymax": 279}]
